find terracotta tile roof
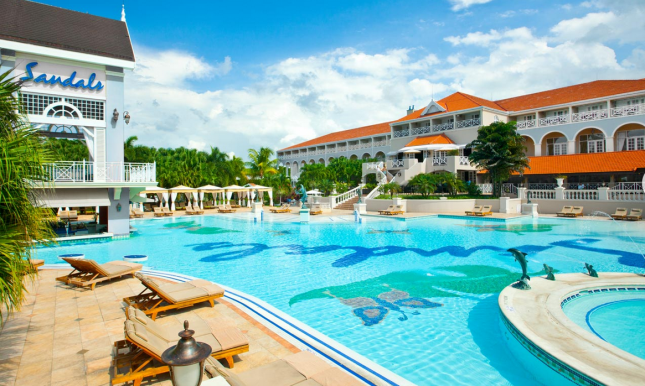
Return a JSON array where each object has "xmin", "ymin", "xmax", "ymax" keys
[
  {"xmin": 280, "ymin": 121, "xmax": 393, "ymax": 151},
  {"xmin": 495, "ymin": 79, "xmax": 645, "ymax": 112},
  {"xmin": 395, "ymin": 92, "xmax": 504, "ymax": 123},
  {"xmin": 479, "ymin": 150, "xmax": 645, "ymax": 175},
  {"xmin": 405, "ymin": 133, "xmax": 455, "ymax": 147}
]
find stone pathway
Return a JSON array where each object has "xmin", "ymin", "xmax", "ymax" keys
[{"xmin": 0, "ymin": 270, "xmax": 300, "ymax": 386}]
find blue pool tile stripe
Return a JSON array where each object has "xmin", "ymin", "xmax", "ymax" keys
[{"xmin": 584, "ymin": 299, "xmax": 645, "ymax": 342}]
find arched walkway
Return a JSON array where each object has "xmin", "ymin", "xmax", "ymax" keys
[
  {"xmin": 375, "ymin": 151, "xmax": 385, "ymax": 161},
  {"xmin": 361, "ymin": 153, "xmax": 371, "ymax": 160},
  {"xmin": 575, "ymin": 128, "xmax": 606, "ymax": 154},
  {"xmin": 522, "ymin": 135, "xmax": 536, "ymax": 157},
  {"xmin": 540, "ymin": 131, "xmax": 569, "ymax": 156},
  {"xmin": 350, "ymin": 154, "xmax": 358, "ymax": 160},
  {"xmin": 318, "ymin": 158, "xmax": 325, "ymax": 165},
  {"xmin": 614, "ymin": 123, "xmax": 645, "ymax": 151}
]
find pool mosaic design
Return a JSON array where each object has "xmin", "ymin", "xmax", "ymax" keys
[{"xmin": 37, "ymin": 215, "xmax": 645, "ymax": 386}]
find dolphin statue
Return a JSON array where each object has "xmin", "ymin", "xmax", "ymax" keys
[{"xmin": 508, "ymin": 248, "xmax": 530, "ymax": 282}]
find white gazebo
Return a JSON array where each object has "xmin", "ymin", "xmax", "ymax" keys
[
  {"xmin": 196, "ymin": 185, "xmax": 223, "ymax": 209},
  {"xmin": 168, "ymin": 185, "xmax": 197, "ymax": 210},
  {"xmin": 222, "ymin": 185, "xmax": 248, "ymax": 206},
  {"xmin": 245, "ymin": 184, "xmax": 273, "ymax": 207},
  {"xmin": 141, "ymin": 186, "xmax": 170, "ymax": 209}
]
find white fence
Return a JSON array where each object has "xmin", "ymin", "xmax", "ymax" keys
[
  {"xmin": 608, "ymin": 190, "xmax": 645, "ymax": 201},
  {"xmin": 44, "ymin": 161, "xmax": 156, "ymax": 183},
  {"xmin": 331, "ymin": 185, "xmax": 363, "ymax": 208},
  {"xmin": 564, "ymin": 190, "xmax": 598, "ymax": 200},
  {"xmin": 526, "ymin": 187, "xmax": 645, "ymax": 202},
  {"xmin": 528, "ymin": 190, "xmax": 556, "ymax": 200}
]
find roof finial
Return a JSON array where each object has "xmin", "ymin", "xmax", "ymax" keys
[{"xmin": 121, "ymin": 4, "xmax": 126, "ymax": 22}]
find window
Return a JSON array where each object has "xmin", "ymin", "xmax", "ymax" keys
[
  {"xmin": 579, "ymin": 133, "xmax": 605, "ymax": 153},
  {"xmin": 553, "ymin": 110, "xmax": 566, "ymax": 117},
  {"xmin": 472, "ymin": 114, "xmax": 480, "ymax": 119},
  {"xmin": 523, "ymin": 115, "xmax": 535, "ymax": 121},
  {"xmin": 586, "ymin": 104, "xmax": 602, "ymax": 111},
  {"xmin": 546, "ymin": 137, "xmax": 567, "ymax": 155},
  {"xmin": 626, "ymin": 98, "xmax": 645, "ymax": 106},
  {"xmin": 625, "ymin": 129, "xmax": 645, "ymax": 151}
]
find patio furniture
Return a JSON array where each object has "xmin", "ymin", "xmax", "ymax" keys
[
  {"xmin": 310, "ymin": 204, "xmax": 323, "ymax": 215},
  {"xmin": 610, "ymin": 208, "xmax": 628, "ymax": 220},
  {"xmin": 556, "ymin": 206, "xmax": 573, "ymax": 217},
  {"xmin": 465, "ymin": 205, "xmax": 483, "ymax": 216},
  {"xmin": 123, "ymin": 273, "xmax": 225, "ymax": 320},
  {"xmin": 206, "ymin": 351, "xmax": 364, "ymax": 386},
  {"xmin": 218, "ymin": 205, "xmax": 236, "ymax": 213},
  {"xmin": 56, "ymin": 257, "xmax": 142, "ymax": 290},
  {"xmin": 153, "ymin": 207, "xmax": 165, "ymax": 217},
  {"xmin": 566, "ymin": 206, "xmax": 584, "ymax": 217},
  {"xmin": 130, "ymin": 209, "xmax": 144, "ymax": 219},
  {"xmin": 473, "ymin": 205, "xmax": 492, "ymax": 216},
  {"xmin": 270, "ymin": 204, "xmax": 291, "ymax": 213},
  {"xmin": 112, "ymin": 309, "xmax": 249, "ymax": 386},
  {"xmin": 161, "ymin": 207, "xmax": 174, "ymax": 216},
  {"xmin": 185, "ymin": 203, "xmax": 204, "ymax": 215},
  {"xmin": 379, "ymin": 205, "xmax": 404, "ymax": 216},
  {"xmin": 626, "ymin": 208, "xmax": 643, "ymax": 221}
]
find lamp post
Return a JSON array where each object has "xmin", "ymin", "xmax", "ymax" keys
[{"xmin": 161, "ymin": 321, "xmax": 212, "ymax": 386}]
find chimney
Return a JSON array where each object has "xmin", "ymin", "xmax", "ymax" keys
[{"xmin": 407, "ymin": 105, "xmax": 415, "ymax": 115}]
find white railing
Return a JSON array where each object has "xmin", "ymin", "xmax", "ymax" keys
[
  {"xmin": 516, "ymin": 120, "xmax": 536, "ymax": 129},
  {"xmin": 393, "ymin": 129, "xmax": 410, "ymax": 138},
  {"xmin": 389, "ymin": 159, "xmax": 405, "ymax": 168},
  {"xmin": 432, "ymin": 157, "xmax": 447, "ymax": 165},
  {"xmin": 528, "ymin": 190, "xmax": 556, "ymax": 199},
  {"xmin": 348, "ymin": 144, "xmax": 359, "ymax": 150},
  {"xmin": 478, "ymin": 183, "xmax": 493, "ymax": 194},
  {"xmin": 611, "ymin": 103, "xmax": 645, "ymax": 118},
  {"xmin": 360, "ymin": 142, "xmax": 371, "ymax": 149},
  {"xmin": 459, "ymin": 156, "xmax": 470, "ymax": 165},
  {"xmin": 44, "ymin": 161, "xmax": 156, "ymax": 183},
  {"xmin": 433, "ymin": 122, "xmax": 454, "ymax": 132},
  {"xmin": 564, "ymin": 189, "xmax": 598, "ymax": 200},
  {"xmin": 529, "ymin": 183, "xmax": 556, "ymax": 190},
  {"xmin": 456, "ymin": 118, "xmax": 480, "ymax": 129},
  {"xmin": 331, "ymin": 184, "xmax": 363, "ymax": 208},
  {"xmin": 411, "ymin": 126, "xmax": 431, "ymax": 135},
  {"xmin": 613, "ymin": 182, "xmax": 643, "ymax": 191},
  {"xmin": 539, "ymin": 116, "xmax": 568, "ymax": 126},
  {"xmin": 571, "ymin": 109, "xmax": 608, "ymax": 123},
  {"xmin": 608, "ymin": 190, "xmax": 645, "ymax": 201}
]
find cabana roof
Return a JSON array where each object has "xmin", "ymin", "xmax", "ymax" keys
[
  {"xmin": 197, "ymin": 185, "xmax": 223, "ymax": 191},
  {"xmin": 223, "ymin": 185, "xmax": 248, "ymax": 192},
  {"xmin": 169, "ymin": 185, "xmax": 197, "ymax": 192},
  {"xmin": 142, "ymin": 186, "xmax": 169, "ymax": 193}
]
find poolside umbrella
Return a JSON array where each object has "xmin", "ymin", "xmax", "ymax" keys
[
  {"xmin": 197, "ymin": 185, "xmax": 223, "ymax": 208},
  {"xmin": 169, "ymin": 185, "xmax": 197, "ymax": 210}
]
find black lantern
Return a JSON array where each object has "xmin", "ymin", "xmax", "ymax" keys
[
  {"xmin": 116, "ymin": 203, "xmax": 122, "ymax": 212},
  {"xmin": 124, "ymin": 111, "xmax": 131, "ymax": 124},
  {"xmin": 161, "ymin": 321, "xmax": 212, "ymax": 386},
  {"xmin": 112, "ymin": 108, "xmax": 119, "ymax": 122}
]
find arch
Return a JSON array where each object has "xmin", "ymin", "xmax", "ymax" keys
[
  {"xmin": 301, "ymin": 160, "xmax": 306, "ymax": 167},
  {"xmin": 375, "ymin": 151, "xmax": 386, "ymax": 161},
  {"xmin": 540, "ymin": 131, "xmax": 569, "ymax": 156},
  {"xmin": 522, "ymin": 135, "xmax": 536, "ymax": 157},
  {"xmin": 349, "ymin": 154, "xmax": 358, "ymax": 160},
  {"xmin": 361, "ymin": 153, "xmax": 371, "ymax": 160},
  {"xmin": 44, "ymin": 101, "xmax": 82, "ymax": 120},
  {"xmin": 318, "ymin": 158, "xmax": 325, "ymax": 165},
  {"xmin": 309, "ymin": 159, "xmax": 315, "ymax": 164},
  {"xmin": 612, "ymin": 122, "xmax": 645, "ymax": 138},
  {"xmin": 291, "ymin": 162, "xmax": 299, "ymax": 175},
  {"xmin": 575, "ymin": 127, "xmax": 607, "ymax": 154},
  {"xmin": 339, "ymin": 156, "xmax": 347, "ymax": 160},
  {"xmin": 539, "ymin": 130, "xmax": 569, "ymax": 144},
  {"xmin": 328, "ymin": 157, "xmax": 335, "ymax": 163},
  {"xmin": 572, "ymin": 126, "xmax": 608, "ymax": 141},
  {"xmin": 613, "ymin": 122, "xmax": 645, "ymax": 151}
]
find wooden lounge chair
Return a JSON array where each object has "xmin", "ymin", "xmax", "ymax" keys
[
  {"xmin": 153, "ymin": 207, "xmax": 165, "ymax": 217},
  {"xmin": 310, "ymin": 204, "xmax": 323, "ymax": 215},
  {"xmin": 465, "ymin": 205, "xmax": 483, "ymax": 216},
  {"xmin": 610, "ymin": 208, "xmax": 628, "ymax": 220},
  {"xmin": 112, "ymin": 308, "xmax": 249, "ymax": 386},
  {"xmin": 123, "ymin": 273, "xmax": 225, "ymax": 320},
  {"xmin": 474, "ymin": 205, "xmax": 492, "ymax": 216},
  {"xmin": 566, "ymin": 206, "xmax": 584, "ymax": 217},
  {"xmin": 206, "ymin": 351, "xmax": 364, "ymax": 386},
  {"xmin": 30, "ymin": 259, "xmax": 44, "ymax": 270},
  {"xmin": 378, "ymin": 205, "xmax": 396, "ymax": 215},
  {"xmin": 130, "ymin": 209, "xmax": 144, "ymax": 219},
  {"xmin": 56, "ymin": 257, "xmax": 142, "ymax": 290},
  {"xmin": 218, "ymin": 204, "xmax": 236, "ymax": 213},
  {"xmin": 380, "ymin": 205, "xmax": 404, "ymax": 216},
  {"xmin": 270, "ymin": 204, "xmax": 291, "ymax": 213},
  {"xmin": 626, "ymin": 208, "xmax": 643, "ymax": 221},
  {"xmin": 161, "ymin": 207, "xmax": 174, "ymax": 216},
  {"xmin": 556, "ymin": 206, "xmax": 573, "ymax": 217},
  {"xmin": 185, "ymin": 204, "xmax": 204, "ymax": 215}
]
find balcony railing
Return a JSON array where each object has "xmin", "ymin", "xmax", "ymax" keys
[
  {"xmin": 411, "ymin": 126, "xmax": 431, "ymax": 135},
  {"xmin": 611, "ymin": 103, "xmax": 645, "ymax": 117},
  {"xmin": 433, "ymin": 122, "xmax": 454, "ymax": 132},
  {"xmin": 459, "ymin": 156, "xmax": 470, "ymax": 165},
  {"xmin": 571, "ymin": 109, "xmax": 608, "ymax": 123},
  {"xmin": 516, "ymin": 120, "xmax": 536, "ymax": 129},
  {"xmin": 456, "ymin": 118, "xmax": 480, "ymax": 129},
  {"xmin": 388, "ymin": 159, "xmax": 405, "ymax": 168},
  {"xmin": 432, "ymin": 157, "xmax": 447, "ymax": 165},
  {"xmin": 44, "ymin": 161, "xmax": 156, "ymax": 183},
  {"xmin": 393, "ymin": 129, "xmax": 410, "ymax": 138},
  {"xmin": 539, "ymin": 116, "xmax": 568, "ymax": 126}
]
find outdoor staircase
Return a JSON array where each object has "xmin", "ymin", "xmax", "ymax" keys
[{"xmin": 335, "ymin": 196, "xmax": 360, "ymax": 210}]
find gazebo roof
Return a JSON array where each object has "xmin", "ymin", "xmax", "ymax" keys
[
  {"xmin": 169, "ymin": 185, "xmax": 197, "ymax": 192},
  {"xmin": 223, "ymin": 185, "xmax": 248, "ymax": 192},
  {"xmin": 143, "ymin": 186, "xmax": 169, "ymax": 193},
  {"xmin": 197, "ymin": 185, "xmax": 223, "ymax": 191}
]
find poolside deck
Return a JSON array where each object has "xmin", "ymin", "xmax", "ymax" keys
[{"xmin": 0, "ymin": 270, "xmax": 303, "ymax": 386}]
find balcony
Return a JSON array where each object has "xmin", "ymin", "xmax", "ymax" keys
[
  {"xmin": 433, "ymin": 122, "xmax": 454, "ymax": 132},
  {"xmin": 43, "ymin": 161, "xmax": 156, "ymax": 184},
  {"xmin": 572, "ymin": 109, "xmax": 608, "ymax": 123},
  {"xmin": 455, "ymin": 118, "xmax": 480, "ymax": 129},
  {"xmin": 539, "ymin": 116, "xmax": 568, "ymax": 126},
  {"xmin": 516, "ymin": 120, "xmax": 536, "ymax": 129},
  {"xmin": 432, "ymin": 157, "xmax": 447, "ymax": 166}
]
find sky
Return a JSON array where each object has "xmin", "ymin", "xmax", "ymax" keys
[{"xmin": 37, "ymin": 0, "xmax": 645, "ymax": 159}]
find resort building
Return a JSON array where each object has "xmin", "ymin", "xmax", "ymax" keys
[
  {"xmin": 0, "ymin": 0, "xmax": 157, "ymax": 235},
  {"xmin": 277, "ymin": 78, "xmax": 645, "ymax": 189}
]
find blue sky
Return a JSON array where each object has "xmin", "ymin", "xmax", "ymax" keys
[{"xmin": 37, "ymin": 0, "xmax": 645, "ymax": 157}]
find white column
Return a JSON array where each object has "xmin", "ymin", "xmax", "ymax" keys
[
  {"xmin": 554, "ymin": 187, "xmax": 565, "ymax": 200},
  {"xmin": 170, "ymin": 192, "xmax": 178, "ymax": 211},
  {"xmin": 534, "ymin": 143, "xmax": 542, "ymax": 156},
  {"xmin": 269, "ymin": 190, "xmax": 273, "ymax": 206},
  {"xmin": 567, "ymin": 140, "xmax": 576, "ymax": 155},
  {"xmin": 605, "ymin": 136, "xmax": 614, "ymax": 152},
  {"xmin": 597, "ymin": 187, "xmax": 610, "ymax": 201}
]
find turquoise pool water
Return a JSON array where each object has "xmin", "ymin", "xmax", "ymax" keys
[
  {"xmin": 563, "ymin": 290, "xmax": 645, "ymax": 360},
  {"xmin": 36, "ymin": 215, "xmax": 645, "ymax": 386}
]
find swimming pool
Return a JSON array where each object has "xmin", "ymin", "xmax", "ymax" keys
[
  {"xmin": 36, "ymin": 214, "xmax": 645, "ymax": 385},
  {"xmin": 562, "ymin": 288, "xmax": 645, "ymax": 360}
]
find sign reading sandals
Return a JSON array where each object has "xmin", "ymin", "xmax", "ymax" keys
[{"xmin": 21, "ymin": 62, "xmax": 104, "ymax": 91}]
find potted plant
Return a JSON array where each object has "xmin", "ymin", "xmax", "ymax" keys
[{"xmin": 555, "ymin": 175, "xmax": 566, "ymax": 187}]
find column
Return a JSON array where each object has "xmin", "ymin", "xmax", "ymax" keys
[
  {"xmin": 534, "ymin": 143, "xmax": 542, "ymax": 156},
  {"xmin": 105, "ymin": 67, "xmax": 126, "ymax": 163},
  {"xmin": 605, "ymin": 136, "xmax": 614, "ymax": 152},
  {"xmin": 567, "ymin": 140, "xmax": 576, "ymax": 155}
]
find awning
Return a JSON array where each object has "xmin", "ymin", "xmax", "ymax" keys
[
  {"xmin": 130, "ymin": 195, "xmax": 154, "ymax": 203},
  {"xmin": 32, "ymin": 188, "xmax": 110, "ymax": 208}
]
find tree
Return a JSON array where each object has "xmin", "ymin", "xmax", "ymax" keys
[
  {"xmin": 124, "ymin": 135, "xmax": 138, "ymax": 162},
  {"xmin": 44, "ymin": 138, "xmax": 89, "ymax": 161},
  {"xmin": 468, "ymin": 121, "xmax": 529, "ymax": 197},
  {"xmin": 436, "ymin": 172, "xmax": 466, "ymax": 196},
  {"xmin": 408, "ymin": 174, "xmax": 438, "ymax": 197},
  {"xmin": 0, "ymin": 71, "xmax": 55, "ymax": 319},
  {"xmin": 380, "ymin": 182, "xmax": 402, "ymax": 199},
  {"xmin": 247, "ymin": 147, "xmax": 278, "ymax": 180},
  {"xmin": 297, "ymin": 163, "xmax": 329, "ymax": 190}
]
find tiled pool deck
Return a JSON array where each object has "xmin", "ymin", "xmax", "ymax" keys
[{"xmin": 0, "ymin": 270, "xmax": 302, "ymax": 386}]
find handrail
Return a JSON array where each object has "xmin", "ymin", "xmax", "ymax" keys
[
  {"xmin": 43, "ymin": 161, "xmax": 156, "ymax": 183},
  {"xmin": 331, "ymin": 184, "xmax": 364, "ymax": 208}
]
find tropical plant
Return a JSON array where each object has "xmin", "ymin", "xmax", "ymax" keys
[
  {"xmin": 380, "ymin": 181, "xmax": 402, "ymax": 199},
  {"xmin": 436, "ymin": 172, "xmax": 466, "ymax": 196},
  {"xmin": 296, "ymin": 163, "xmax": 329, "ymax": 190},
  {"xmin": 0, "ymin": 70, "xmax": 55, "ymax": 320},
  {"xmin": 124, "ymin": 135, "xmax": 139, "ymax": 162},
  {"xmin": 465, "ymin": 181, "xmax": 482, "ymax": 196},
  {"xmin": 247, "ymin": 147, "xmax": 278, "ymax": 180},
  {"xmin": 44, "ymin": 138, "xmax": 89, "ymax": 161},
  {"xmin": 318, "ymin": 180, "xmax": 335, "ymax": 196},
  {"xmin": 468, "ymin": 121, "xmax": 529, "ymax": 197},
  {"xmin": 408, "ymin": 174, "xmax": 438, "ymax": 197},
  {"xmin": 335, "ymin": 182, "xmax": 349, "ymax": 194}
]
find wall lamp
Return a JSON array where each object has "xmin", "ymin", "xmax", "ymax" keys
[
  {"xmin": 112, "ymin": 108, "xmax": 119, "ymax": 122},
  {"xmin": 124, "ymin": 111, "xmax": 131, "ymax": 124}
]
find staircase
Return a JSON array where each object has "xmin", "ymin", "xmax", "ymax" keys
[{"xmin": 335, "ymin": 196, "xmax": 360, "ymax": 210}]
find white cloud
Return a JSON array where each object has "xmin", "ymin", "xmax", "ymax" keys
[
  {"xmin": 445, "ymin": 30, "xmax": 503, "ymax": 46},
  {"xmin": 449, "ymin": 0, "xmax": 493, "ymax": 12},
  {"xmin": 561, "ymin": 4, "xmax": 573, "ymax": 10}
]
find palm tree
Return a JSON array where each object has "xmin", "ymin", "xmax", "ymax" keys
[
  {"xmin": 409, "ymin": 173, "xmax": 438, "ymax": 197},
  {"xmin": 124, "ymin": 135, "xmax": 138, "ymax": 162},
  {"xmin": 0, "ymin": 70, "xmax": 55, "ymax": 320},
  {"xmin": 247, "ymin": 147, "xmax": 278, "ymax": 180},
  {"xmin": 380, "ymin": 182, "xmax": 402, "ymax": 199}
]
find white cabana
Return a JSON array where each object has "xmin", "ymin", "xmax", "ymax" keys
[
  {"xmin": 245, "ymin": 184, "xmax": 273, "ymax": 207},
  {"xmin": 223, "ymin": 185, "xmax": 248, "ymax": 206},
  {"xmin": 141, "ymin": 186, "xmax": 169, "ymax": 208},
  {"xmin": 197, "ymin": 185, "xmax": 223, "ymax": 209},
  {"xmin": 169, "ymin": 185, "xmax": 197, "ymax": 211}
]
